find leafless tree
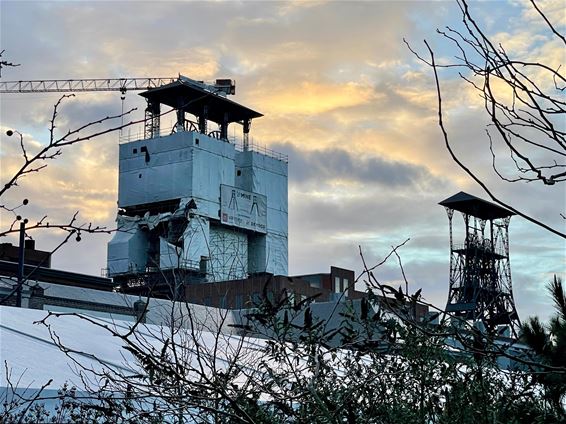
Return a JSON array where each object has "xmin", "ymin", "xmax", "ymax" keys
[
  {"xmin": 0, "ymin": 92, "xmax": 141, "ymax": 305},
  {"xmin": 4, "ymin": 241, "xmax": 562, "ymax": 423},
  {"xmin": 0, "ymin": 50, "xmax": 20, "ymax": 77},
  {"xmin": 406, "ymin": 0, "xmax": 565, "ymax": 238}
]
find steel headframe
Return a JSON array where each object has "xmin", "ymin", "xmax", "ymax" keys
[{"xmin": 444, "ymin": 206, "xmax": 521, "ymax": 339}]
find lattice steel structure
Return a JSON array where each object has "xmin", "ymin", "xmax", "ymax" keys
[
  {"xmin": 0, "ymin": 77, "xmax": 176, "ymax": 93},
  {"xmin": 440, "ymin": 192, "xmax": 520, "ymax": 338}
]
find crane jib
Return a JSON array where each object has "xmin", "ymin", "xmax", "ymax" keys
[{"xmin": 0, "ymin": 77, "xmax": 177, "ymax": 93}]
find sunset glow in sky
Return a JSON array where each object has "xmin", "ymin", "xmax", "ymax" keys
[{"xmin": 1, "ymin": 0, "xmax": 564, "ymax": 321}]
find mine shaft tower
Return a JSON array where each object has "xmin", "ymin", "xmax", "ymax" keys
[
  {"xmin": 440, "ymin": 192, "xmax": 520, "ymax": 338},
  {"xmin": 106, "ymin": 75, "xmax": 289, "ymax": 298}
]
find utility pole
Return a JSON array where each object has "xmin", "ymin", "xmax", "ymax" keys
[
  {"xmin": 6, "ymin": 128, "xmax": 30, "ymax": 308},
  {"xmin": 15, "ymin": 218, "xmax": 27, "ymax": 307}
]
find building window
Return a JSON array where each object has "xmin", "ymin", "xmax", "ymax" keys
[
  {"xmin": 343, "ymin": 278, "xmax": 349, "ymax": 296},
  {"xmin": 334, "ymin": 276, "xmax": 341, "ymax": 293},
  {"xmin": 303, "ymin": 275, "xmax": 320, "ymax": 288}
]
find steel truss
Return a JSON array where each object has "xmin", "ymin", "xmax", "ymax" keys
[
  {"xmin": 445, "ymin": 208, "xmax": 520, "ymax": 338},
  {"xmin": 0, "ymin": 77, "xmax": 176, "ymax": 93}
]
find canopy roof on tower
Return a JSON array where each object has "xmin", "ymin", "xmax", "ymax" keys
[
  {"xmin": 140, "ymin": 79, "xmax": 262, "ymax": 125},
  {"xmin": 439, "ymin": 191, "xmax": 514, "ymax": 220}
]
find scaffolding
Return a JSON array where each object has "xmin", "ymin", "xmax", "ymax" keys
[{"xmin": 208, "ymin": 226, "xmax": 248, "ymax": 282}]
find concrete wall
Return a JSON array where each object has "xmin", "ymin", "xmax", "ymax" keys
[
  {"xmin": 112, "ymin": 130, "xmax": 289, "ymax": 282},
  {"xmin": 119, "ymin": 132, "xmax": 195, "ymax": 207},
  {"xmin": 236, "ymin": 151, "xmax": 288, "ymax": 275}
]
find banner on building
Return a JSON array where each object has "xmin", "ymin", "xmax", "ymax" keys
[{"xmin": 220, "ymin": 185, "xmax": 267, "ymax": 233}]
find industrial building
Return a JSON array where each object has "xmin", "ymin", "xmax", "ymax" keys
[
  {"xmin": 0, "ymin": 75, "xmax": 426, "ymax": 321},
  {"xmin": 184, "ymin": 266, "xmax": 371, "ymax": 309},
  {"xmin": 107, "ymin": 76, "xmax": 288, "ymax": 298}
]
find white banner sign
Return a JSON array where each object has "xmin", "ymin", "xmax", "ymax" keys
[{"xmin": 220, "ymin": 185, "xmax": 267, "ymax": 233}]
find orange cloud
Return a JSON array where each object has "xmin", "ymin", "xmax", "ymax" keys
[{"xmin": 253, "ymin": 81, "xmax": 380, "ymax": 115}]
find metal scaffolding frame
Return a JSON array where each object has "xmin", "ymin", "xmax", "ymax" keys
[{"xmin": 208, "ymin": 226, "xmax": 248, "ymax": 282}]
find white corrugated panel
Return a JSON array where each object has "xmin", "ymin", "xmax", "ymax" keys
[
  {"xmin": 181, "ymin": 215, "xmax": 210, "ymax": 269},
  {"xmin": 107, "ymin": 216, "xmax": 149, "ymax": 275},
  {"xmin": 118, "ymin": 132, "xmax": 196, "ymax": 208},
  {"xmin": 159, "ymin": 237, "xmax": 180, "ymax": 269}
]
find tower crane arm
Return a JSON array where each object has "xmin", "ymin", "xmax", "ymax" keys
[{"xmin": 0, "ymin": 77, "xmax": 177, "ymax": 93}]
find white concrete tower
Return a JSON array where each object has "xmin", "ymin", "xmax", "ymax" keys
[{"xmin": 107, "ymin": 77, "xmax": 288, "ymax": 295}]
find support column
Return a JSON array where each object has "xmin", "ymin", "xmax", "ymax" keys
[
  {"xmin": 198, "ymin": 105, "xmax": 208, "ymax": 135},
  {"xmin": 243, "ymin": 119, "xmax": 251, "ymax": 151},
  {"xmin": 220, "ymin": 112, "xmax": 229, "ymax": 140},
  {"xmin": 176, "ymin": 107, "xmax": 185, "ymax": 132}
]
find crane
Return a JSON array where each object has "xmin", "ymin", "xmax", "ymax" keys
[
  {"xmin": 0, "ymin": 75, "xmax": 238, "ymax": 139},
  {"xmin": 0, "ymin": 77, "xmax": 177, "ymax": 93},
  {"xmin": 0, "ymin": 75, "xmax": 235, "ymax": 95}
]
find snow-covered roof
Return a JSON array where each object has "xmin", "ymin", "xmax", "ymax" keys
[
  {"xmin": 1, "ymin": 306, "xmax": 137, "ymax": 390},
  {"xmin": 0, "ymin": 306, "xmax": 260, "ymax": 392}
]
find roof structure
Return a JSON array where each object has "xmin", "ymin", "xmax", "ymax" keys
[
  {"xmin": 140, "ymin": 80, "xmax": 263, "ymax": 125},
  {"xmin": 439, "ymin": 192, "xmax": 514, "ymax": 220},
  {"xmin": 0, "ymin": 260, "xmax": 113, "ymax": 290},
  {"xmin": 0, "ymin": 306, "xmax": 256, "ymax": 393}
]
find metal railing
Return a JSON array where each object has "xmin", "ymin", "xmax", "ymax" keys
[
  {"xmin": 234, "ymin": 139, "xmax": 288, "ymax": 162},
  {"xmin": 118, "ymin": 128, "xmax": 288, "ymax": 162},
  {"xmin": 105, "ymin": 260, "xmax": 203, "ymax": 278},
  {"xmin": 452, "ymin": 242, "xmax": 507, "ymax": 259}
]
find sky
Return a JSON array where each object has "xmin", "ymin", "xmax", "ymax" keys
[{"xmin": 0, "ymin": 0, "xmax": 564, "ymax": 322}]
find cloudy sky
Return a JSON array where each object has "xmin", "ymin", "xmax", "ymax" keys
[{"xmin": 1, "ymin": 0, "xmax": 564, "ymax": 322}]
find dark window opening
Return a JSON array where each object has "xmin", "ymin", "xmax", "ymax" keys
[
  {"xmin": 140, "ymin": 146, "xmax": 150, "ymax": 163},
  {"xmin": 122, "ymin": 199, "xmax": 181, "ymax": 216},
  {"xmin": 138, "ymin": 174, "xmax": 142, "ymax": 179},
  {"xmin": 133, "ymin": 148, "xmax": 138, "ymax": 154},
  {"xmin": 195, "ymin": 138, "xmax": 199, "ymax": 145},
  {"xmin": 236, "ymin": 170, "xmax": 242, "ymax": 176}
]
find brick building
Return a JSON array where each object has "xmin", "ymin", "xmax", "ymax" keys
[{"xmin": 183, "ymin": 266, "xmax": 368, "ymax": 309}]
